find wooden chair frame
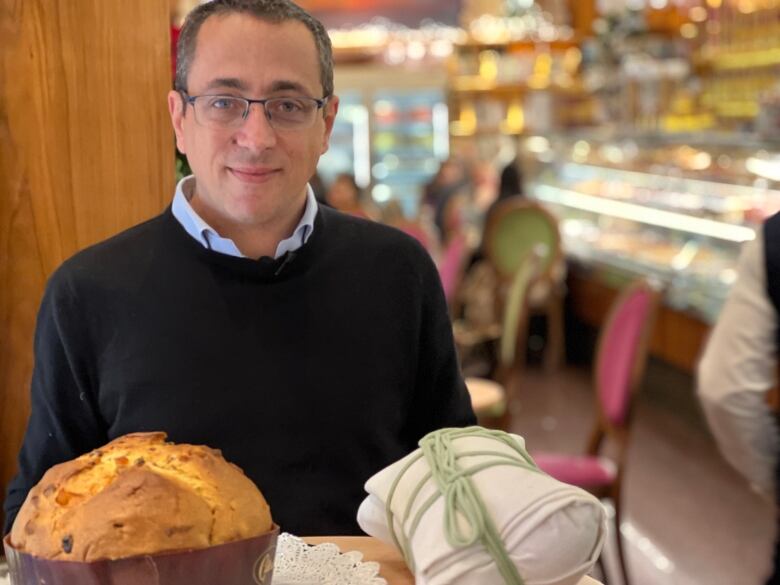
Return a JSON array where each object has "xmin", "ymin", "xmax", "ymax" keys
[{"xmin": 585, "ymin": 278, "xmax": 661, "ymax": 585}]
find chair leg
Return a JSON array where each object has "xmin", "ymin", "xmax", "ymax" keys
[
  {"xmin": 543, "ymin": 294, "xmax": 565, "ymax": 372},
  {"xmin": 613, "ymin": 499, "xmax": 631, "ymax": 585},
  {"xmin": 492, "ymin": 372, "xmax": 515, "ymax": 432},
  {"xmin": 596, "ymin": 554, "xmax": 610, "ymax": 585}
]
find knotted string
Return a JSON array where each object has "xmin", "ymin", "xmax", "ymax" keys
[{"xmin": 385, "ymin": 426, "xmax": 543, "ymax": 584}]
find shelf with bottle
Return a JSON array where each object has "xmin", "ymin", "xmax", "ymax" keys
[
  {"xmin": 693, "ymin": 0, "xmax": 780, "ymax": 73},
  {"xmin": 689, "ymin": 0, "xmax": 780, "ymax": 130},
  {"xmin": 445, "ymin": 38, "xmax": 593, "ymax": 149},
  {"xmin": 449, "ymin": 42, "xmax": 584, "ymax": 91}
]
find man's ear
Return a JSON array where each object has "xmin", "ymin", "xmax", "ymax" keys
[
  {"xmin": 320, "ymin": 95, "xmax": 340, "ymax": 155},
  {"xmin": 168, "ymin": 90, "xmax": 188, "ymax": 154}
]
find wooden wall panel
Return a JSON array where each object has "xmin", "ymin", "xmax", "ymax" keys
[{"xmin": 0, "ymin": 0, "xmax": 173, "ymax": 529}]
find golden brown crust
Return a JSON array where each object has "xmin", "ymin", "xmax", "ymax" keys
[{"xmin": 10, "ymin": 432, "xmax": 272, "ymax": 561}]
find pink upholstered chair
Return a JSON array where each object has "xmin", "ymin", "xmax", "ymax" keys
[
  {"xmin": 533, "ymin": 279, "xmax": 660, "ymax": 585},
  {"xmin": 438, "ymin": 232, "xmax": 471, "ymax": 309},
  {"xmin": 397, "ymin": 222, "xmax": 433, "ymax": 252}
]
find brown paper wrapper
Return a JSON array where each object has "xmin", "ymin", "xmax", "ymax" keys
[{"xmin": 3, "ymin": 524, "xmax": 279, "ymax": 585}]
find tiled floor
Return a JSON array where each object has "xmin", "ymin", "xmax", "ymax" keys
[{"xmin": 507, "ymin": 362, "xmax": 776, "ymax": 585}]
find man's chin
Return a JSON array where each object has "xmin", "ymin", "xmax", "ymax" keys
[{"xmin": 226, "ymin": 208, "xmax": 272, "ymax": 227}]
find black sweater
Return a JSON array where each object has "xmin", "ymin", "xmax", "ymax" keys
[{"xmin": 4, "ymin": 206, "xmax": 475, "ymax": 535}]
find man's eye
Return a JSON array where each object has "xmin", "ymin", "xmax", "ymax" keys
[
  {"xmin": 209, "ymin": 98, "xmax": 239, "ymax": 110},
  {"xmin": 275, "ymin": 100, "xmax": 305, "ymax": 113}
]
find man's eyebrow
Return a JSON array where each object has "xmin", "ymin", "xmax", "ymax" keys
[
  {"xmin": 202, "ymin": 78, "xmax": 249, "ymax": 92},
  {"xmin": 199, "ymin": 78, "xmax": 319, "ymax": 96},
  {"xmin": 268, "ymin": 80, "xmax": 314, "ymax": 95}
]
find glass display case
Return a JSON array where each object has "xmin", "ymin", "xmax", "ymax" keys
[{"xmin": 524, "ymin": 132, "xmax": 780, "ymax": 323}]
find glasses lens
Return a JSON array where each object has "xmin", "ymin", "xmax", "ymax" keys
[
  {"xmin": 195, "ymin": 96, "xmax": 247, "ymax": 126},
  {"xmin": 266, "ymin": 98, "xmax": 317, "ymax": 129}
]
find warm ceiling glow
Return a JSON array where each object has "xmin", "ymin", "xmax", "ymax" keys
[
  {"xmin": 689, "ymin": 6, "xmax": 708, "ymax": 21},
  {"xmin": 680, "ymin": 23, "xmax": 698, "ymax": 39},
  {"xmin": 737, "ymin": 0, "xmax": 757, "ymax": 12}
]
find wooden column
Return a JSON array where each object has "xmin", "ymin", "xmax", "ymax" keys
[{"xmin": 0, "ymin": 0, "xmax": 173, "ymax": 528}]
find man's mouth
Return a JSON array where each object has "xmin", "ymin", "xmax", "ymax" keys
[{"xmin": 228, "ymin": 167, "xmax": 281, "ymax": 183}]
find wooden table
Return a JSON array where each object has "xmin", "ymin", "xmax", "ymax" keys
[{"xmin": 305, "ymin": 537, "xmax": 603, "ymax": 585}]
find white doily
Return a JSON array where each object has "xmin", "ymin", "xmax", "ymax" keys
[{"xmin": 273, "ymin": 533, "xmax": 387, "ymax": 585}]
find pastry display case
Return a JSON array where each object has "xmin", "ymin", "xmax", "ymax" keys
[{"xmin": 524, "ymin": 133, "xmax": 780, "ymax": 324}]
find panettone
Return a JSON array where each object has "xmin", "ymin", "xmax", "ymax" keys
[{"xmin": 9, "ymin": 432, "xmax": 272, "ymax": 562}]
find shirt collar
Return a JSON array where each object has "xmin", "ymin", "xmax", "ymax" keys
[{"xmin": 171, "ymin": 175, "xmax": 318, "ymax": 259}]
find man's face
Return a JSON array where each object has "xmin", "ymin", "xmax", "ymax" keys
[{"xmin": 169, "ymin": 14, "xmax": 338, "ymax": 232}]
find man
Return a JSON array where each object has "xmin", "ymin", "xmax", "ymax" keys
[
  {"xmin": 4, "ymin": 0, "xmax": 475, "ymax": 536},
  {"xmin": 698, "ymin": 213, "xmax": 780, "ymax": 583}
]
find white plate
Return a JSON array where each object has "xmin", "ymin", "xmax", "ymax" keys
[
  {"xmin": 273, "ymin": 533, "xmax": 387, "ymax": 585},
  {"xmin": 0, "ymin": 534, "xmax": 388, "ymax": 585}
]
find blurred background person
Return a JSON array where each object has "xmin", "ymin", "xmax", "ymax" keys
[
  {"xmin": 325, "ymin": 173, "xmax": 378, "ymax": 220},
  {"xmin": 498, "ymin": 152, "xmax": 524, "ymax": 200},
  {"xmin": 421, "ymin": 158, "xmax": 471, "ymax": 242}
]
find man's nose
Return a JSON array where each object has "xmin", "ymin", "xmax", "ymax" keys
[{"xmin": 233, "ymin": 103, "xmax": 277, "ymax": 150}]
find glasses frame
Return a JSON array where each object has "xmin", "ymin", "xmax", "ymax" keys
[{"xmin": 180, "ymin": 91, "xmax": 330, "ymax": 130}]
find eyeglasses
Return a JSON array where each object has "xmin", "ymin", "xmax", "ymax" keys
[{"xmin": 182, "ymin": 92, "xmax": 329, "ymax": 131}]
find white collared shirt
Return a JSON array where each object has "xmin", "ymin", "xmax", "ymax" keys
[
  {"xmin": 171, "ymin": 174, "xmax": 317, "ymax": 259},
  {"xmin": 697, "ymin": 228, "xmax": 780, "ymax": 500}
]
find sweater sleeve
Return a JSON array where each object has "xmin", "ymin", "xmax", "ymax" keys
[
  {"xmin": 406, "ymin": 248, "xmax": 476, "ymax": 442},
  {"xmin": 3, "ymin": 268, "xmax": 108, "ymax": 535}
]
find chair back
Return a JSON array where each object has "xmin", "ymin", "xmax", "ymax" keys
[
  {"xmin": 594, "ymin": 279, "xmax": 660, "ymax": 430},
  {"xmin": 438, "ymin": 232, "xmax": 471, "ymax": 306},
  {"xmin": 498, "ymin": 251, "xmax": 540, "ymax": 370},
  {"xmin": 484, "ymin": 199, "xmax": 562, "ymax": 283}
]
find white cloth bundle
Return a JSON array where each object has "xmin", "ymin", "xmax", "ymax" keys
[{"xmin": 357, "ymin": 427, "xmax": 606, "ymax": 585}]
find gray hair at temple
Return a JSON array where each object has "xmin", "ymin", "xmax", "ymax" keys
[{"xmin": 174, "ymin": 0, "xmax": 334, "ymax": 98}]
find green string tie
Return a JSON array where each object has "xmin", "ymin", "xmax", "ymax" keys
[{"xmin": 385, "ymin": 426, "xmax": 544, "ymax": 585}]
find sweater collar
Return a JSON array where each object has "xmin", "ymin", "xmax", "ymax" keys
[{"xmin": 164, "ymin": 204, "xmax": 332, "ymax": 282}]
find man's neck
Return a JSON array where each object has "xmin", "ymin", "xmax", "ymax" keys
[
  {"xmin": 220, "ymin": 217, "xmax": 300, "ymax": 260},
  {"xmin": 189, "ymin": 188, "xmax": 307, "ymax": 260}
]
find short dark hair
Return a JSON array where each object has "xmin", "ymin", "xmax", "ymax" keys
[{"xmin": 175, "ymin": 0, "xmax": 334, "ymax": 98}]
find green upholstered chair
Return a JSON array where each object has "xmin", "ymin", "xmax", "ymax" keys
[{"xmin": 483, "ymin": 199, "xmax": 565, "ymax": 371}]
